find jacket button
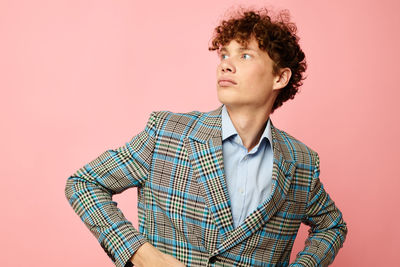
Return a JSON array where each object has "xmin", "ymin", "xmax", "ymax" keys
[{"xmin": 209, "ymin": 256, "xmax": 217, "ymax": 263}]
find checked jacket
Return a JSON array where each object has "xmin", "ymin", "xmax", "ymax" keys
[{"xmin": 65, "ymin": 104, "xmax": 347, "ymax": 267}]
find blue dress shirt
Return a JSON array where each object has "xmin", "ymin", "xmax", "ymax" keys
[{"xmin": 221, "ymin": 104, "xmax": 274, "ymax": 228}]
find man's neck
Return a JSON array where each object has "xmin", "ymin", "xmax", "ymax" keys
[{"xmin": 224, "ymin": 104, "xmax": 272, "ymax": 152}]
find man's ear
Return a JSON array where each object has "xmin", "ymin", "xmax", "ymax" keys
[{"xmin": 272, "ymin": 67, "xmax": 292, "ymax": 90}]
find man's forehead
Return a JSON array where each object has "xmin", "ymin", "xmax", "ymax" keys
[{"xmin": 218, "ymin": 39, "xmax": 259, "ymax": 53}]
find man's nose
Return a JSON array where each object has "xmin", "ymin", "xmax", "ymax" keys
[
  {"xmin": 222, "ymin": 65, "xmax": 233, "ymax": 72},
  {"xmin": 221, "ymin": 61, "xmax": 235, "ymax": 73}
]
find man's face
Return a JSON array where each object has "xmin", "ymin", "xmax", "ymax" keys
[{"xmin": 216, "ymin": 36, "xmax": 281, "ymax": 109}]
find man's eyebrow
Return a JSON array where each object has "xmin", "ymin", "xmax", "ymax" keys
[{"xmin": 218, "ymin": 47, "xmax": 257, "ymax": 53}]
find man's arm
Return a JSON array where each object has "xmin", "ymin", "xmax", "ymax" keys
[
  {"xmin": 64, "ymin": 111, "xmax": 159, "ymax": 267},
  {"xmin": 289, "ymin": 153, "xmax": 348, "ymax": 267}
]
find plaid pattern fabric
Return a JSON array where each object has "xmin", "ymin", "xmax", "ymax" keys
[{"xmin": 65, "ymin": 105, "xmax": 347, "ymax": 267}]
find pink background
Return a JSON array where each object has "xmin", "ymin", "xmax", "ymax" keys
[{"xmin": 1, "ymin": 0, "xmax": 399, "ymax": 266}]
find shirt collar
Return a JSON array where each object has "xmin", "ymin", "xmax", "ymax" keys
[{"xmin": 221, "ymin": 104, "xmax": 272, "ymax": 146}]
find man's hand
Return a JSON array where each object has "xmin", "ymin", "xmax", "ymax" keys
[{"xmin": 129, "ymin": 242, "xmax": 186, "ymax": 267}]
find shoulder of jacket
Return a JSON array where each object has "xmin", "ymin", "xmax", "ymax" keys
[
  {"xmin": 150, "ymin": 109, "xmax": 202, "ymax": 123},
  {"xmin": 146, "ymin": 109, "xmax": 204, "ymax": 135}
]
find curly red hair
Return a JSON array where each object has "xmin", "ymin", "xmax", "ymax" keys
[{"xmin": 208, "ymin": 7, "xmax": 307, "ymax": 113}]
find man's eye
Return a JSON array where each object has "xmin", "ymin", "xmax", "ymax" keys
[
  {"xmin": 220, "ymin": 54, "xmax": 228, "ymax": 59},
  {"xmin": 242, "ymin": 54, "xmax": 251, "ymax": 59}
]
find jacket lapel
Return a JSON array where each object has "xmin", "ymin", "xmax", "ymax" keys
[
  {"xmin": 183, "ymin": 105, "xmax": 235, "ymax": 240},
  {"xmin": 183, "ymin": 105, "xmax": 296, "ymax": 254}
]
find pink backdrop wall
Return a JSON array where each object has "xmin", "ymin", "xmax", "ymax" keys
[{"xmin": 1, "ymin": 0, "xmax": 399, "ymax": 266}]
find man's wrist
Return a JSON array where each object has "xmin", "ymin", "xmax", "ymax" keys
[{"xmin": 129, "ymin": 242, "xmax": 155, "ymax": 266}]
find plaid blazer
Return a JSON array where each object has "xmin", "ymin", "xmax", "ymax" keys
[{"xmin": 65, "ymin": 105, "xmax": 347, "ymax": 267}]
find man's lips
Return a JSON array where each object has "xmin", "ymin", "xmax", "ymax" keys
[{"xmin": 218, "ymin": 78, "xmax": 237, "ymax": 86}]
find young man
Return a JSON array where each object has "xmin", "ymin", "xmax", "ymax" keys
[{"xmin": 65, "ymin": 7, "xmax": 347, "ymax": 267}]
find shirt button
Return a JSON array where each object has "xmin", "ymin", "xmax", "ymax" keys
[
  {"xmin": 239, "ymin": 188, "xmax": 244, "ymax": 194},
  {"xmin": 209, "ymin": 256, "xmax": 217, "ymax": 263}
]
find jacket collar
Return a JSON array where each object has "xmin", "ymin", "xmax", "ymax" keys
[{"xmin": 188, "ymin": 105, "xmax": 290, "ymax": 160}]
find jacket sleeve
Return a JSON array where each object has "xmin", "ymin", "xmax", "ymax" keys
[
  {"xmin": 64, "ymin": 111, "xmax": 159, "ymax": 267},
  {"xmin": 289, "ymin": 153, "xmax": 348, "ymax": 267}
]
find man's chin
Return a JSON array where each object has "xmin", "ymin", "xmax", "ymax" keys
[
  {"xmin": 217, "ymin": 90, "xmax": 239, "ymax": 103},
  {"xmin": 217, "ymin": 98, "xmax": 244, "ymax": 107}
]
